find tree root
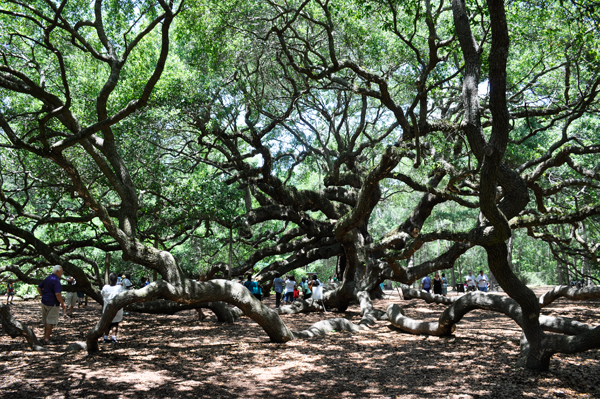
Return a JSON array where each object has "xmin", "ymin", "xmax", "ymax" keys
[
  {"xmin": 293, "ymin": 318, "xmax": 362, "ymax": 338},
  {"xmin": 0, "ymin": 304, "xmax": 45, "ymax": 351},
  {"xmin": 292, "ymin": 291, "xmax": 387, "ymax": 338},
  {"xmin": 274, "ymin": 299, "xmax": 324, "ymax": 315}
]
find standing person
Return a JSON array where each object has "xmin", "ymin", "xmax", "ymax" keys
[
  {"xmin": 64, "ymin": 275, "xmax": 78, "ymax": 317},
  {"xmin": 466, "ymin": 271, "xmax": 477, "ymax": 292},
  {"xmin": 311, "ymin": 275, "xmax": 322, "ymax": 302},
  {"xmin": 252, "ymin": 277, "xmax": 263, "ymax": 301},
  {"xmin": 37, "ymin": 265, "xmax": 67, "ymax": 345},
  {"xmin": 311, "ymin": 274, "xmax": 322, "ymax": 287},
  {"xmin": 421, "ymin": 275, "xmax": 432, "ymax": 293},
  {"xmin": 139, "ymin": 276, "xmax": 150, "ymax": 288},
  {"xmin": 441, "ymin": 273, "xmax": 448, "ymax": 296},
  {"xmin": 77, "ymin": 291, "xmax": 85, "ymax": 307},
  {"xmin": 477, "ymin": 270, "xmax": 488, "ymax": 292},
  {"xmin": 101, "ymin": 272, "xmax": 126, "ymax": 343},
  {"xmin": 121, "ymin": 274, "xmax": 133, "ymax": 290},
  {"xmin": 284, "ymin": 275, "xmax": 296, "ymax": 305},
  {"xmin": 272, "ymin": 273, "xmax": 284, "ymax": 308},
  {"xmin": 6, "ymin": 281, "xmax": 15, "ymax": 305},
  {"xmin": 433, "ymin": 272, "xmax": 443, "ymax": 295},
  {"xmin": 243, "ymin": 275, "xmax": 253, "ymax": 292},
  {"xmin": 301, "ymin": 277, "xmax": 311, "ymax": 300}
]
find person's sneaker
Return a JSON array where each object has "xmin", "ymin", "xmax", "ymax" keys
[
  {"xmin": 42, "ymin": 340, "xmax": 54, "ymax": 345},
  {"xmin": 103, "ymin": 338, "xmax": 111, "ymax": 343},
  {"xmin": 111, "ymin": 338, "xmax": 118, "ymax": 343}
]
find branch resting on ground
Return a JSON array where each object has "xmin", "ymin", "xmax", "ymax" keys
[{"xmin": 0, "ymin": 304, "xmax": 45, "ymax": 351}]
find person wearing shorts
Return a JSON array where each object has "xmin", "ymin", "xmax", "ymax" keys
[
  {"xmin": 101, "ymin": 272, "xmax": 126, "ymax": 343},
  {"xmin": 6, "ymin": 282, "xmax": 15, "ymax": 305},
  {"xmin": 37, "ymin": 265, "xmax": 67, "ymax": 345},
  {"xmin": 65, "ymin": 276, "xmax": 78, "ymax": 317}
]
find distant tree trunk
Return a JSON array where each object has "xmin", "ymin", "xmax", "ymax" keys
[
  {"xmin": 557, "ymin": 256, "xmax": 564, "ymax": 286},
  {"xmin": 104, "ymin": 253, "xmax": 111, "ymax": 285},
  {"xmin": 581, "ymin": 222, "xmax": 590, "ymax": 287},
  {"xmin": 228, "ymin": 227, "xmax": 233, "ymax": 280}
]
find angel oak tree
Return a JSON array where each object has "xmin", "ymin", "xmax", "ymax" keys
[{"xmin": 0, "ymin": 0, "xmax": 599, "ymax": 370}]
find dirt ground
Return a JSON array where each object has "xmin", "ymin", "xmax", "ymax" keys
[{"xmin": 1, "ymin": 286, "xmax": 599, "ymax": 399}]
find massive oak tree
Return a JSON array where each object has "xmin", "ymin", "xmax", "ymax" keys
[{"xmin": 1, "ymin": 0, "xmax": 599, "ymax": 370}]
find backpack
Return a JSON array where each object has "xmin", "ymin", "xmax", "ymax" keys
[{"xmin": 251, "ymin": 281, "xmax": 260, "ymax": 295}]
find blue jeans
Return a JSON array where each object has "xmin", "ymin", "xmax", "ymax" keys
[
  {"xmin": 275, "ymin": 291, "xmax": 282, "ymax": 307},
  {"xmin": 285, "ymin": 292, "xmax": 294, "ymax": 303},
  {"xmin": 478, "ymin": 286, "xmax": 487, "ymax": 292},
  {"xmin": 423, "ymin": 287, "xmax": 431, "ymax": 293}
]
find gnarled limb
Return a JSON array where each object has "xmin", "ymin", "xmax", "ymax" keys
[
  {"xmin": 274, "ymin": 299, "xmax": 324, "ymax": 315},
  {"xmin": 125, "ymin": 300, "xmax": 241, "ymax": 323},
  {"xmin": 292, "ymin": 290, "xmax": 387, "ymax": 338},
  {"xmin": 539, "ymin": 286, "xmax": 600, "ymax": 308},
  {"xmin": 0, "ymin": 304, "xmax": 45, "ymax": 351},
  {"xmin": 86, "ymin": 279, "xmax": 294, "ymax": 353},
  {"xmin": 293, "ymin": 318, "xmax": 361, "ymax": 338},
  {"xmin": 400, "ymin": 285, "xmax": 458, "ymax": 305},
  {"xmin": 387, "ymin": 291, "xmax": 596, "ymax": 339}
]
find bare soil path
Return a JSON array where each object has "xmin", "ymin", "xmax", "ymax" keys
[{"xmin": 1, "ymin": 286, "xmax": 599, "ymax": 398}]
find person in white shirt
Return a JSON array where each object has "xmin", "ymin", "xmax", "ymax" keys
[
  {"xmin": 101, "ymin": 272, "xmax": 126, "ymax": 343},
  {"xmin": 64, "ymin": 276, "xmax": 78, "ymax": 317},
  {"xmin": 476, "ymin": 270, "xmax": 488, "ymax": 292},
  {"xmin": 465, "ymin": 271, "xmax": 477, "ymax": 292},
  {"xmin": 284, "ymin": 275, "xmax": 296, "ymax": 305}
]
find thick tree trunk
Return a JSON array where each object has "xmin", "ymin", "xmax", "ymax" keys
[{"xmin": 486, "ymin": 243, "xmax": 549, "ymax": 370}]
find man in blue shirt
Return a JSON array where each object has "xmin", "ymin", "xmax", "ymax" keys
[
  {"xmin": 421, "ymin": 275, "xmax": 432, "ymax": 293},
  {"xmin": 37, "ymin": 265, "xmax": 67, "ymax": 345},
  {"xmin": 272, "ymin": 273, "xmax": 284, "ymax": 308}
]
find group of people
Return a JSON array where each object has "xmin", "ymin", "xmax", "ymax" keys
[
  {"xmin": 421, "ymin": 270, "xmax": 489, "ymax": 295},
  {"xmin": 35, "ymin": 265, "xmax": 137, "ymax": 345},
  {"xmin": 465, "ymin": 270, "xmax": 489, "ymax": 292},
  {"xmin": 271, "ymin": 274, "xmax": 322, "ymax": 307},
  {"xmin": 420, "ymin": 272, "xmax": 449, "ymax": 296},
  {"xmin": 236, "ymin": 272, "xmax": 323, "ymax": 308}
]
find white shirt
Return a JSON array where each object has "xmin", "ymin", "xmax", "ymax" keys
[
  {"xmin": 284, "ymin": 279, "xmax": 296, "ymax": 293},
  {"xmin": 476, "ymin": 274, "xmax": 488, "ymax": 287},
  {"xmin": 466, "ymin": 274, "xmax": 476, "ymax": 287},
  {"xmin": 101, "ymin": 284, "xmax": 126, "ymax": 323}
]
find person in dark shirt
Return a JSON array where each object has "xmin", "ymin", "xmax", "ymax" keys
[
  {"xmin": 6, "ymin": 281, "xmax": 15, "ymax": 305},
  {"xmin": 37, "ymin": 265, "xmax": 67, "ymax": 345}
]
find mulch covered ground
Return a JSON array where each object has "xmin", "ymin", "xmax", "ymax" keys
[{"xmin": 1, "ymin": 286, "xmax": 599, "ymax": 398}]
